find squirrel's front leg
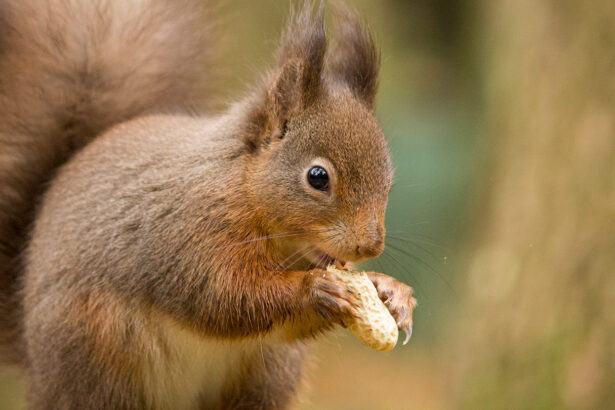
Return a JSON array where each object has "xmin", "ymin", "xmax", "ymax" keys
[
  {"xmin": 187, "ymin": 267, "xmax": 361, "ymax": 340},
  {"xmin": 366, "ymin": 272, "xmax": 417, "ymax": 344},
  {"xmin": 271, "ymin": 268, "xmax": 364, "ymax": 340},
  {"xmin": 231, "ymin": 267, "xmax": 362, "ymax": 341}
]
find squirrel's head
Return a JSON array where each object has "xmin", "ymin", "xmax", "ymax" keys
[{"xmin": 245, "ymin": 3, "xmax": 392, "ymax": 268}]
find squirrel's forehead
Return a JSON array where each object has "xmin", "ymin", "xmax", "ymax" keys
[
  {"xmin": 296, "ymin": 95, "xmax": 393, "ymax": 186},
  {"xmin": 303, "ymin": 97, "xmax": 387, "ymax": 150},
  {"xmin": 312, "ymin": 134, "xmax": 393, "ymax": 197}
]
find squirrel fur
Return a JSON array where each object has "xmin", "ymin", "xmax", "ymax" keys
[{"xmin": 0, "ymin": 1, "xmax": 416, "ymax": 409}]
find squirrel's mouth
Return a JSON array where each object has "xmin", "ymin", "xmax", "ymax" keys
[{"xmin": 305, "ymin": 247, "xmax": 345, "ymax": 269}]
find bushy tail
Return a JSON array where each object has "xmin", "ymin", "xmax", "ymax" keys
[{"xmin": 0, "ymin": 0, "xmax": 217, "ymax": 363}]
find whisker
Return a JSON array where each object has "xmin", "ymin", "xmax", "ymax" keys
[
  {"xmin": 386, "ymin": 235, "xmax": 441, "ymax": 262},
  {"xmin": 284, "ymin": 246, "xmax": 317, "ymax": 272},
  {"xmin": 278, "ymin": 243, "xmax": 313, "ymax": 270},
  {"xmin": 215, "ymin": 231, "xmax": 310, "ymax": 250},
  {"xmin": 408, "ymin": 236, "xmax": 450, "ymax": 252},
  {"xmin": 386, "ymin": 243, "xmax": 457, "ymax": 296},
  {"xmin": 316, "ymin": 251, "xmax": 328, "ymax": 270},
  {"xmin": 379, "ymin": 250, "xmax": 434, "ymax": 321},
  {"xmin": 388, "ymin": 231, "xmax": 449, "ymax": 251},
  {"xmin": 387, "ymin": 221, "xmax": 430, "ymax": 229},
  {"xmin": 378, "ymin": 250, "xmax": 427, "ymax": 300},
  {"xmin": 386, "ymin": 243, "xmax": 439, "ymax": 275},
  {"xmin": 374, "ymin": 258, "xmax": 386, "ymax": 274}
]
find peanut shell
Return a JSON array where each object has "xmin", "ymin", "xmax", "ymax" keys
[{"xmin": 327, "ymin": 265, "xmax": 398, "ymax": 352}]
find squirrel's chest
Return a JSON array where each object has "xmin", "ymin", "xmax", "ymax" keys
[{"xmin": 141, "ymin": 316, "xmax": 265, "ymax": 410}]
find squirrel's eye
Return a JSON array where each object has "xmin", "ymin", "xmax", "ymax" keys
[{"xmin": 307, "ymin": 166, "xmax": 329, "ymax": 191}]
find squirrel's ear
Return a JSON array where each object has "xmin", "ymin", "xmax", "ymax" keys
[
  {"xmin": 273, "ymin": 3, "xmax": 326, "ymax": 112},
  {"xmin": 246, "ymin": 4, "xmax": 326, "ymax": 151},
  {"xmin": 267, "ymin": 59, "xmax": 302, "ymax": 131},
  {"xmin": 328, "ymin": 3, "xmax": 380, "ymax": 108}
]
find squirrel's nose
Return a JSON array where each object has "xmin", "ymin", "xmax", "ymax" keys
[
  {"xmin": 353, "ymin": 207, "xmax": 386, "ymax": 259},
  {"xmin": 356, "ymin": 235, "xmax": 384, "ymax": 258}
]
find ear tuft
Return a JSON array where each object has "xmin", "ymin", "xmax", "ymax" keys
[
  {"xmin": 328, "ymin": 3, "xmax": 380, "ymax": 107},
  {"xmin": 246, "ymin": 2, "xmax": 327, "ymax": 152},
  {"xmin": 276, "ymin": 2, "xmax": 327, "ymax": 108}
]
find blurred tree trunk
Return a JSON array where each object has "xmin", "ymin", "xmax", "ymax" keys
[{"xmin": 456, "ymin": 1, "xmax": 615, "ymax": 408}]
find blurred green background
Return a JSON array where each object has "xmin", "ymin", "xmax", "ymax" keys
[{"xmin": 2, "ymin": 1, "xmax": 614, "ymax": 409}]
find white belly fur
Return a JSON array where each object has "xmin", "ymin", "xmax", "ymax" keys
[{"xmin": 141, "ymin": 316, "xmax": 274, "ymax": 410}]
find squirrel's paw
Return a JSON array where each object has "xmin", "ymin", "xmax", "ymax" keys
[
  {"xmin": 308, "ymin": 269, "xmax": 362, "ymax": 325},
  {"xmin": 366, "ymin": 272, "xmax": 417, "ymax": 344}
]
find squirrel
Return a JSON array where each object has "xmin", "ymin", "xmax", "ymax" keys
[{"xmin": 0, "ymin": 1, "xmax": 416, "ymax": 409}]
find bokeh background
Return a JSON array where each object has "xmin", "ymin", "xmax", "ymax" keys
[{"xmin": 2, "ymin": 1, "xmax": 614, "ymax": 409}]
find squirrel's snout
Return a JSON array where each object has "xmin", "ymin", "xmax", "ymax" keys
[
  {"xmin": 352, "ymin": 207, "xmax": 386, "ymax": 259},
  {"xmin": 356, "ymin": 236, "xmax": 384, "ymax": 259}
]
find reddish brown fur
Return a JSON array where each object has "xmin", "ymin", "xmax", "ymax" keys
[{"xmin": 1, "ymin": 1, "xmax": 415, "ymax": 409}]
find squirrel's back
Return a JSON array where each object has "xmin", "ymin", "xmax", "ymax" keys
[{"xmin": 0, "ymin": 0, "xmax": 217, "ymax": 363}]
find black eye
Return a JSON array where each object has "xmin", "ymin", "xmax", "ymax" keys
[{"xmin": 307, "ymin": 166, "xmax": 329, "ymax": 191}]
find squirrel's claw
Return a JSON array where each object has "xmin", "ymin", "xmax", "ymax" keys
[
  {"xmin": 366, "ymin": 272, "xmax": 417, "ymax": 344},
  {"xmin": 402, "ymin": 326, "xmax": 413, "ymax": 345}
]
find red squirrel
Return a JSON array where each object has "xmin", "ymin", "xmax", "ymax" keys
[{"xmin": 0, "ymin": 1, "xmax": 416, "ymax": 408}]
